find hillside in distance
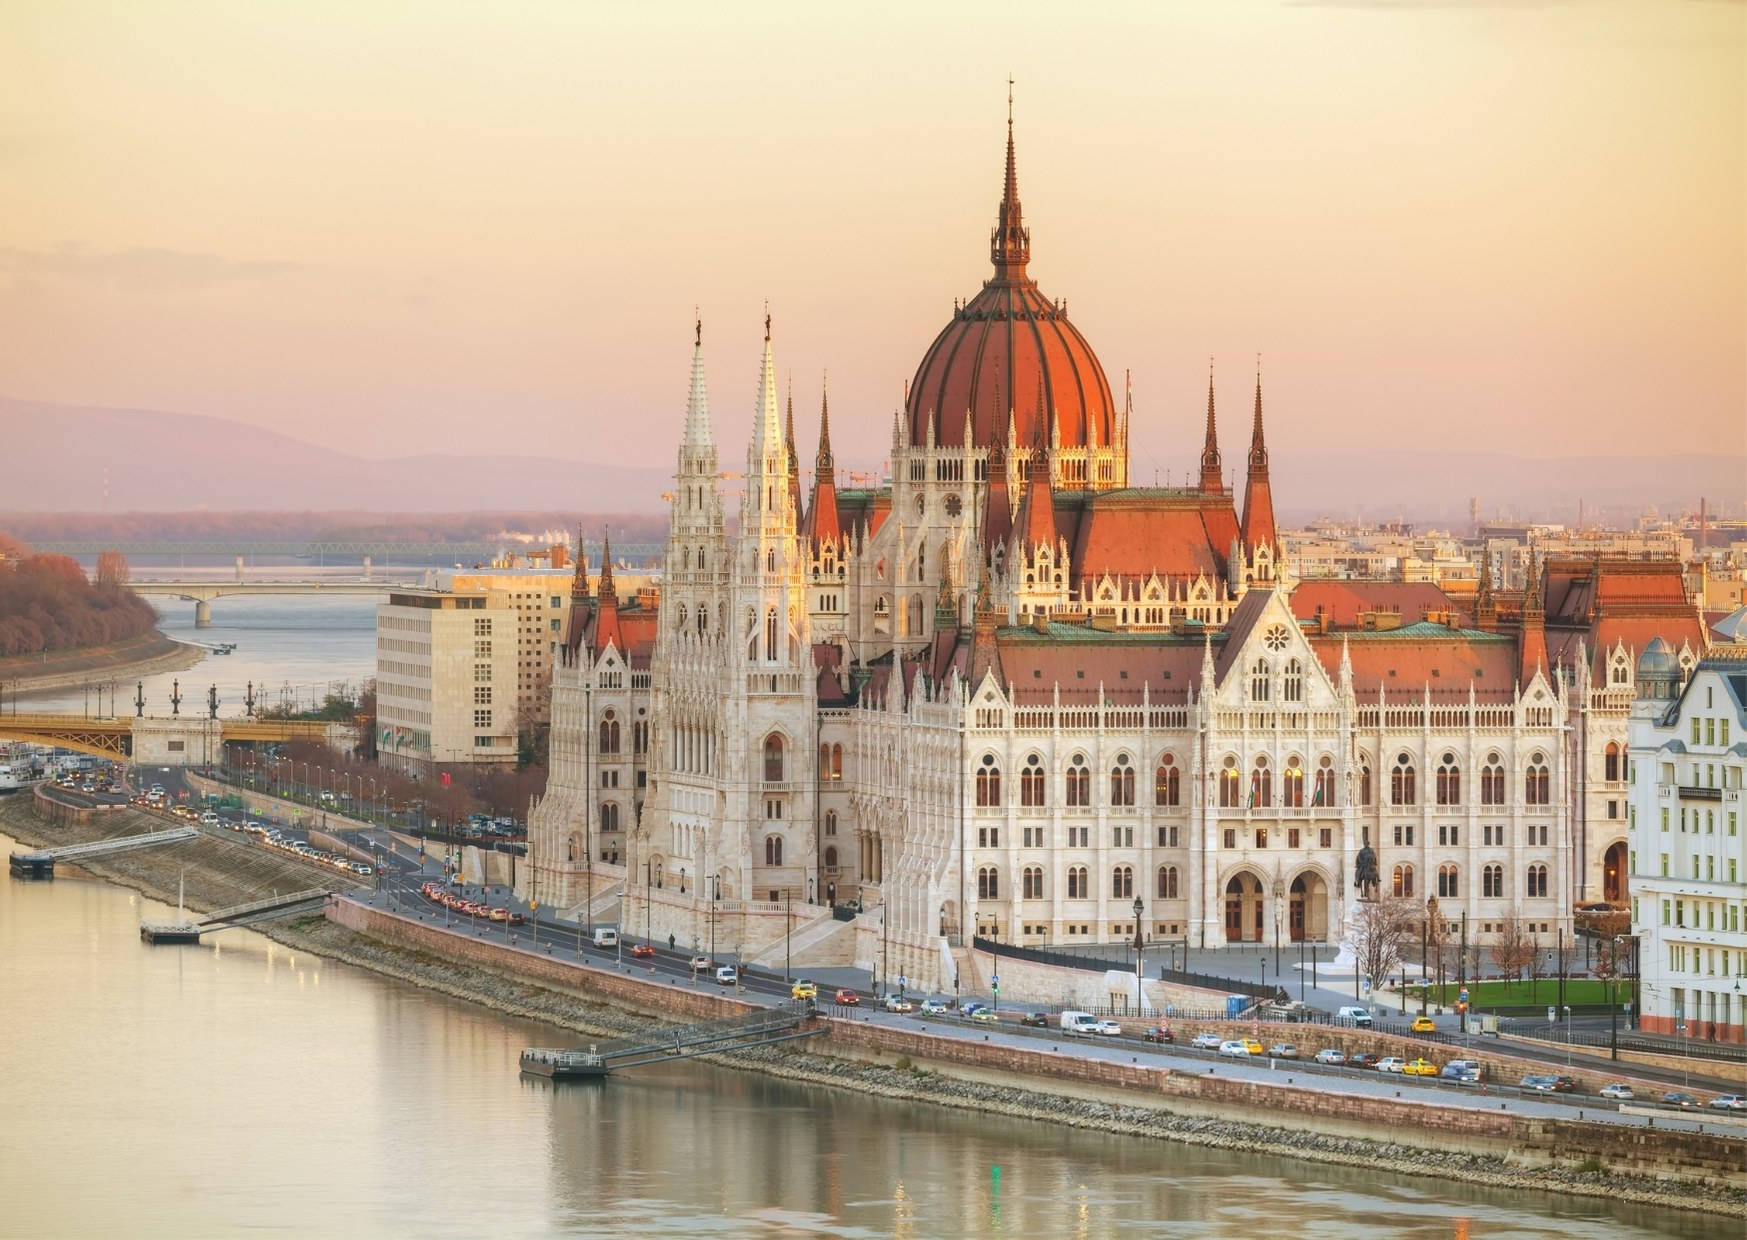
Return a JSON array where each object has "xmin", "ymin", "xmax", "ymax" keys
[
  {"xmin": 2, "ymin": 396, "xmax": 1738, "ymax": 523},
  {"xmin": 0, "ymin": 398, "xmax": 670, "ymax": 513}
]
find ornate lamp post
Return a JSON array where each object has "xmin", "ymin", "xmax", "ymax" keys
[{"xmin": 1132, "ymin": 894, "xmax": 1144, "ymax": 1016}]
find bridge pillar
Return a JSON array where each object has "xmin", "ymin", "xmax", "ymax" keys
[
  {"xmin": 235, "ymin": 555, "xmax": 245, "ymax": 582},
  {"xmin": 363, "ymin": 555, "xmax": 372, "ymax": 580},
  {"xmin": 194, "ymin": 599, "xmax": 212, "ymax": 628}
]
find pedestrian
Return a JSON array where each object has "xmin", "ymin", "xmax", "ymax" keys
[{"xmin": 668, "ymin": 933, "xmax": 676, "ymax": 951}]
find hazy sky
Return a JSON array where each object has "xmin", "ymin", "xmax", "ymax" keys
[{"xmin": 2, "ymin": 0, "xmax": 1741, "ymax": 488}]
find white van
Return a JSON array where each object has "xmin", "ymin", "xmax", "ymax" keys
[
  {"xmin": 1060, "ymin": 1010, "xmax": 1099, "ymax": 1035},
  {"xmin": 1335, "ymin": 1005, "xmax": 1373, "ymax": 1027},
  {"xmin": 591, "ymin": 928, "xmax": 619, "ymax": 948},
  {"xmin": 715, "ymin": 965, "xmax": 739, "ymax": 986}
]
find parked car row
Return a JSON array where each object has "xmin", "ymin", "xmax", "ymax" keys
[
  {"xmin": 419, "ymin": 881, "xmax": 524, "ymax": 925},
  {"xmin": 257, "ymin": 824, "xmax": 377, "ymax": 878}
]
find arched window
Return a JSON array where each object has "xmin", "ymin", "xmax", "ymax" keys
[
  {"xmin": 1020, "ymin": 754, "xmax": 1046, "ymax": 806},
  {"xmin": 1110, "ymin": 754, "xmax": 1135, "ymax": 807},
  {"xmin": 1251, "ymin": 755, "xmax": 1272, "ymax": 808},
  {"xmin": 764, "ymin": 834, "xmax": 783, "ymax": 866},
  {"xmin": 1482, "ymin": 864, "xmax": 1503, "ymax": 898},
  {"xmin": 830, "ymin": 744, "xmax": 843, "ymax": 779},
  {"xmin": 825, "ymin": 810, "xmax": 837, "ymax": 836},
  {"xmin": 1390, "ymin": 753, "xmax": 1416, "ymax": 806},
  {"xmin": 1359, "ymin": 754, "xmax": 1373, "ymax": 807},
  {"xmin": 1526, "ymin": 863, "xmax": 1548, "ymax": 898},
  {"xmin": 1282, "ymin": 658, "xmax": 1304, "ymax": 703},
  {"xmin": 1436, "ymin": 752, "xmax": 1461, "ymax": 806},
  {"xmin": 1392, "ymin": 863, "xmax": 1415, "ymax": 898},
  {"xmin": 1219, "ymin": 756, "xmax": 1242, "ymax": 808},
  {"xmin": 1481, "ymin": 753, "xmax": 1505, "ymax": 805},
  {"xmin": 1250, "ymin": 658, "xmax": 1272, "ymax": 702},
  {"xmin": 598, "ymin": 711, "xmax": 620, "ymax": 754},
  {"xmin": 1112, "ymin": 865, "xmax": 1133, "ymax": 898},
  {"xmin": 764, "ymin": 607, "xmax": 777, "ymax": 660},
  {"xmin": 976, "ymin": 753, "xmax": 1002, "ymax": 807},
  {"xmin": 824, "ymin": 845, "xmax": 838, "ymax": 869},
  {"xmin": 1066, "ymin": 866, "xmax": 1089, "ymax": 899},
  {"xmin": 977, "ymin": 867, "xmax": 999, "ymax": 899},
  {"xmin": 1066, "ymin": 754, "xmax": 1091, "ymax": 807},
  {"xmin": 676, "ymin": 603, "xmax": 687, "ymax": 631},
  {"xmin": 1437, "ymin": 863, "xmax": 1459, "ymax": 899},
  {"xmin": 1524, "ymin": 754, "xmax": 1550, "ymax": 806},
  {"xmin": 600, "ymin": 802, "xmax": 619, "ymax": 832},
  {"xmin": 1604, "ymin": 741, "xmax": 1621, "ymax": 783},
  {"xmin": 1022, "ymin": 867, "xmax": 1044, "ymax": 899},
  {"xmin": 1282, "ymin": 758, "xmax": 1304, "ymax": 808},
  {"xmin": 1157, "ymin": 865, "xmax": 1179, "ymax": 899},
  {"xmin": 1154, "ymin": 754, "xmax": 1180, "ymax": 807},
  {"xmin": 1314, "ymin": 755, "xmax": 1335, "ymax": 808},
  {"xmin": 763, "ymin": 734, "xmax": 784, "ymax": 782}
]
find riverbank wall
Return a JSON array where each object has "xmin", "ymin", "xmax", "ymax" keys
[
  {"xmin": 2, "ymin": 794, "xmax": 1739, "ymax": 1218},
  {"xmin": 2, "ymin": 632, "xmax": 203, "ymax": 697}
]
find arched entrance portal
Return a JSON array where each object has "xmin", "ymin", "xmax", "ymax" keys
[
  {"xmin": 1289, "ymin": 873, "xmax": 1329, "ymax": 942},
  {"xmin": 1603, "ymin": 840, "xmax": 1628, "ymax": 904},
  {"xmin": 1224, "ymin": 873, "xmax": 1264, "ymax": 943}
]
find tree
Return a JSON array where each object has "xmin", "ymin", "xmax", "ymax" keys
[
  {"xmin": 95, "ymin": 549, "xmax": 130, "ymax": 585},
  {"xmin": 1423, "ymin": 896, "xmax": 1451, "ymax": 993},
  {"xmin": 1490, "ymin": 917, "xmax": 1535, "ymax": 984},
  {"xmin": 1354, "ymin": 897, "xmax": 1417, "ymax": 993}
]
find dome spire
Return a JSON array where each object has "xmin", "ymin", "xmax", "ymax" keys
[
  {"xmin": 683, "ymin": 310, "xmax": 712, "ymax": 451},
  {"xmin": 1198, "ymin": 357, "xmax": 1223, "ymax": 493},
  {"xmin": 991, "ymin": 78, "xmax": 1030, "ymax": 279}
]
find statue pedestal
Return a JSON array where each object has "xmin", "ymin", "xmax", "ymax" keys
[{"xmin": 1328, "ymin": 899, "xmax": 1363, "ymax": 972}]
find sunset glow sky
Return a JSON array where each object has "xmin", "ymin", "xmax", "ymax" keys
[{"xmin": 2, "ymin": 1, "xmax": 1741, "ymax": 484}]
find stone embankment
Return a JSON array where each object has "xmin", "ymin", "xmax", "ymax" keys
[
  {"xmin": 4, "ymin": 795, "xmax": 1742, "ymax": 1220},
  {"xmin": 3, "ymin": 631, "xmax": 204, "ymax": 697}
]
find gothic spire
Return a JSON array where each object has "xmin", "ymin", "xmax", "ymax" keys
[
  {"xmin": 990, "ymin": 79, "xmax": 1030, "ymax": 279},
  {"xmin": 683, "ymin": 312, "xmax": 712, "ymax": 451},
  {"xmin": 803, "ymin": 376, "xmax": 841, "ymax": 548},
  {"xmin": 592, "ymin": 531, "xmax": 621, "ymax": 656},
  {"xmin": 1198, "ymin": 359, "xmax": 1223, "ymax": 493},
  {"xmin": 1239, "ymin": 357, "xmax": 1276, "ymax": 551}
]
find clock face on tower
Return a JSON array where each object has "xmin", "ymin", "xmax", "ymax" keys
[{"xmin": 1263, "ymin": 624, "xmax": 1290, "ymax": 652}]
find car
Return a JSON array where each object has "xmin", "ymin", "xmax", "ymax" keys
[
  {"xmin": 1708, "ymin": 1095, "xmax": 1747, "ymax": 1111},
  {"xmin": 689, "ymin": 955, "xmax": 712, "ymax": 971},
  {"xmin": 1520, "ymin": 1075, "xmax": 1557, "ymax": 1092},
  {"xmin": 1238, "ymin": 1037, "xmax": 1265, "ymax": 1056},
  {"xmin": 882, "ymin": 995, "xmax": 913, "ymax": 1013},
  {"xmin": 969, "ymin": 1008, "xmax": 1000, "ymax": 1024},
  {"xmin": 961, "ymin": 1001, "xmax": 989, "ymax": 1017},
  {"xmin": 1314, "ymin": 1048, "xmax": 1347, "ymax": 1066},
  {"xmin": 919, "ymin": 998, "xmax": 950, "ymax": 1016},
  {"xmin": 791, "ymin": 979, "xmax": 819, "ymax": 1001},
  {"xmin": 1598, "ymin": 1083, "xmax": 1634, "ymax": 1101},
  {"xmin": 1143, "ymin": 1026, "xmax": 1175, "ymax": 1044},
  {"xmin": 1377, "ymin": 1057, "xmax": 1407, "ymax": 1074},
  {"xmin": 1020, "ymin": 1012, "xmax": 1049, "ymax": 1028},
  {"xmin": 1192, "ymin": 1032, "xmax": 1224, "ymax": 1051},
  {"xmin": 1441, "ymin": 1059, "xmax": 1481, "ymax": 1084},
  {"xmin": 1218, "ymin": 1040, "xmax": 1252, "ymax": 1057},
  {"xmin": 1402, "ymin": 1058, "xmax": 1439, "ymax": 1077},
  {"xmin": 1335, "ymin": 1006, "xmax": 1373, "ymax": 1027},
  {"xmin": 714, "ymin": 966, "xmax": 738, "ymax": 986},
  {"xmin": 833, "ymin": 988, "xmax": 860, "ymax": 1006},
  {"xmin": 1662, "ymin": 1092, "xmax": 1698, "ymax": 1108},
  {"xmin": 1548, "ymin": 1075, "xmax": 1579, "ymax": 1094},
  {"xmin": 1410, "ymin": 1015, "xmax": 1436, "ymax": 1034},
  {"xmin": 1093, "ymin": 1019, "xmax": 1123, "ymax": 1037},
  {"xmin": 1266, "ymin": 1043, "xmax": 1298, "ymax": 1059},
  {"xmin": 631, "ymin": 944, "xmax": 656, "ymax": 958}
]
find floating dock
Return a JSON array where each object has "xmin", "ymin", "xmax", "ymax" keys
[
  {"xmin": 521, "ymin": 1003, "xmax": 822, "ymax": 1081},
  {"xmin": 139, "ymin": 921, "xmax": 203, "ymax": 944},
  {"xmin": 519, "ymin": 1048, "xmax": 607, "ymax": 1079}
]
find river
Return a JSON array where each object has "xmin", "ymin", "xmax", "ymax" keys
[{"xmin": 0, "ymin": 831, "xmax": 1727, "ymax": 1238}]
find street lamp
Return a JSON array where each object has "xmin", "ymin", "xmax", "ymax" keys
[{"xmin": 1132, "ymin": 895, "xmax": 1144, "ymax": 1016}]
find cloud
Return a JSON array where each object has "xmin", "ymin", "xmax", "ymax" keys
[{"xmin": 0, "ymin": 245, "xmax": 303, "ymax": 293}]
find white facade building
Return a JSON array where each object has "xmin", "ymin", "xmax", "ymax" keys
[{"xmin": 376, "ymin": 588, "xmax": 520, "ymax": 772}]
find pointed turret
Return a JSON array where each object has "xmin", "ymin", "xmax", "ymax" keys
[
  {"xmin": 1015, "ymin": 393, "xmax": 1057, "ymax": 550},
  {"xmin": 785, "ymin": 380, "xmax": 803, "ymax": 515},
  {"xmin": 746, "ymin": 311, "xmax": 792, "ymax": 526},
  {"xmin": 803, "ymin": 378, "xmax": 841, "ymax": 547},
  {"xmin": 592, "ymin": 532, "xmax": 621, "ymax": 657},
  {"xmin": 970, "ymin": 559, "xmax": 1003, "ymax": 688},
  {"xmin": 1519, "ymin": 547, "xmax": 1547, "ymax": 679},
  {"xmin": 568, "ymin": 523, "xmax": 588, "ymax": 600},
  {"xmin": 563, "ymin": 525, "xmax": 591, "ymax": 658},
  {"xmin": 990, "ymin": 82, "xmax": 1030, "ymax": 280},
  {"xmin": 1198, "ymin": 360, "xmax": 1223, "ymax": 493},
  {"xmin": 1239, "ymin": 361, "xmax": 1276, "ymax": 551},
  {"xmin": 982, "ymin": 435, "xmax": 1013, "ymax": 553},
  {"xmin": 1474, "ymin": 543, "xmax": 1496, "ymax": 632},
  {"xmin": 683, "ymin": 315, "xmax": 713, "ymax": 452}
]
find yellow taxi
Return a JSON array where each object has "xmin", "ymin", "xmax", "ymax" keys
[
  {"xmin": 1410, "ymin": 1015, "xmax": 1436, "ymax": 1034},
  {"xmin": 1402, "ymin": 1058, "xmax": 1439, "ymax": 1076},
  {"xmin": 1240, "ymin": 1037, "xmax": 1265, "ymax": 1056},
  {"xmin": 790, "ymin": 979, "xmax": 818, "ymax": 1000}
]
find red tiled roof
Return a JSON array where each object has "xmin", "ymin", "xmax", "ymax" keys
[
  {"xmin": 1308, "ymin": 632, "xmax": 1519, "ymax": 700},
  {"xmin": 1058, "ymin": 490, "xmax": 1237, "ymax": 585},
  {"xmin": 1289, "ymin": 581, "xmax": 1456, "ymax": 628},
  {"xmin": 993, "ymin": 629, "xmax": 1203, "ymax": 704}
]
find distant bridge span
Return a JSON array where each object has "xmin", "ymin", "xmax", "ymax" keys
[
  {"xmin": 128, "ymin": 579, "xmax": 404, "ymax": 628},
  {"xmin": 0, "ymin": 713, "xmax": 346, "ymax": 762}
]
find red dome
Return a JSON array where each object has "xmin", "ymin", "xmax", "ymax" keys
[{"xmin": 906, "ymin": 124, "xmax": 1116, "ymax": 453}]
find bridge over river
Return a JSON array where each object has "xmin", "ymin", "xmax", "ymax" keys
[
  {"xmin": 0, "ymin": 712, "xmax": 349, "ymax": 763},
  {"xmin": 128, "ymin": 577, "xmax": 410, "ymax": 628}
]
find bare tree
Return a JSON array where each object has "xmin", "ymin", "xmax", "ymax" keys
[
  {"xmin": 1355, "ymin": 897, "xmax": 1417, "ymax": 993},
  {"xmin": 1490, "ymin": 917, "xmax": 1535, "ymax": 985},
  {"xmin": 1423, "ymin": 896, "xmax": 1451, "ymax": 996}
]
